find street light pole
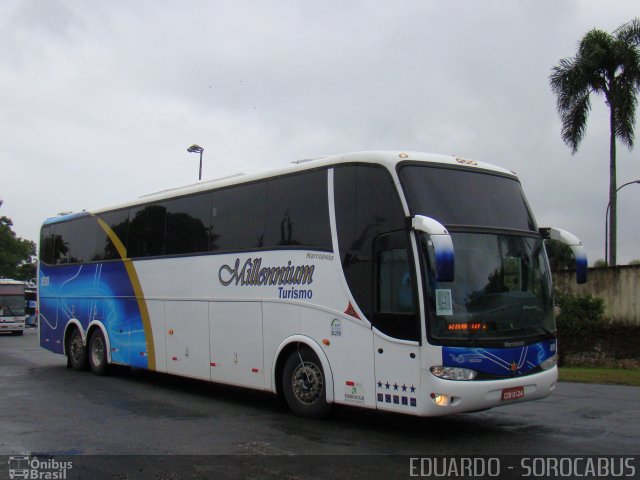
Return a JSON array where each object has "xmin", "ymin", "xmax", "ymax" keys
[
  {"xmin": 187, "ymin": 144, "xmax": 204, "ymax": 180},
  {"xmin": 605, "ymin": 179, "xmax": 640, "ymax": 266}
]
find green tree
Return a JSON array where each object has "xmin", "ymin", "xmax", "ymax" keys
[
  {"xmin": 0, "ymin": 200, "xmax": 36, "ymax": 282},
  {"xmin": 550, "ymin": 18, "xmax": 640, "ymax": 266}
]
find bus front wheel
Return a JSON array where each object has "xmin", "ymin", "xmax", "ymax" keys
[
  {"xmin": 88, "ymin": 329, "xmax": 109, "ymax": 376},
  {"xmin": 66, "ymin": 328, "xmax": 86, "ymax": 371},
  {"xmin": 282, "ymin": 346, "xmax": 331, "ymax": 419}
]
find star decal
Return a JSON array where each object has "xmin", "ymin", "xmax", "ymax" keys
[
  {"xmin": 402, "ymin": 384, "xmax": 407, "ymax": 392},
  {"xmin": 377, "ymin": 381, "xmax": 383, "ymax": 389},
  {"xmin": 410, "ymin": 385, "xmax": 416, "ymax": 393},
  {"xmin": 393, "ymin": 383, "xmax": 399, "ymax": 391},
  {"xmin": 385, "ymin": 382, "xmax": 390, "ymax": 390}
]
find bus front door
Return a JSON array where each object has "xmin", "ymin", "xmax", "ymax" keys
[{"xmin": 372, "ymin": 231, "xmax": 421, "ymax": 413}]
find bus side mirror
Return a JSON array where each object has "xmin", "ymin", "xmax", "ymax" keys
[
  {"xmin": 540, "ymin": 227, "xmax": 588, "ymax": 284},
  {"xmin": 412, "ymin": 215, "xmax": 454, "ymax": 282}
]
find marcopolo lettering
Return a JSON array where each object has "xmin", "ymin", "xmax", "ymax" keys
[{"xmin": 219, "ymin": 258, "xmax": 315, "ymax": 287}]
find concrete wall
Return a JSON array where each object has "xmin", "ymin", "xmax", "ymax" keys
[{"xmin": 554, "ymin": 265, "xmax": 640, "ymax": 325}]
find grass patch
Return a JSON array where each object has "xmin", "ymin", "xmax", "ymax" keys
[{"xmin": 559, "ymin": 367, "xmax": 640, "ymax": 386}]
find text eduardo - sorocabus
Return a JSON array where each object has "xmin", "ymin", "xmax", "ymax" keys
[{"xmin": 218, "ymin": 258, "xmax": 315, "ymax": 288}]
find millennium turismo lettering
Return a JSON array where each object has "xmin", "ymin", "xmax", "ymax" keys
[{"xmin": 219, "ymin": 257, "xmax": 315, "ymax": 287}]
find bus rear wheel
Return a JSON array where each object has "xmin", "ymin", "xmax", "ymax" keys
[
  {"xmin": 282, "ymin": 346, "xmax": 331, "ymax": 418},
  {"xmin": 88, "ymin": 329, "xmax": 109, "ymax": 376},
  {"xmin": 67, "ymin": 328, "xmax": 86, "ymax": 371}
]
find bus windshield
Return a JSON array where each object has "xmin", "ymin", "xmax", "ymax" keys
[
  {"xmin": 0, "ymin": 295, "xmax": 25, "ymax": 317},
  {"xmin": 420, "ymin": 232, "xmax": 554, "ymax": 343},
  {"xmin": 399, "ymin": 164, "xmax": 537, "ymax": 232},
  {"xmin": 398, "ymin": 164, "xmax": 554, "ymax": 344}
]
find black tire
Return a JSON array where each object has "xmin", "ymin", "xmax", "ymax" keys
[
  {"xmin": 67, "ymin": 328, "xmax": 86, "ymax": 371},
  {"xmin": 282, "ymin": 346, "xmax": 331, "ymax": 418},
  {"xmin": 88, "ymin": 329, "xmax": 109, "ymax": 376}
]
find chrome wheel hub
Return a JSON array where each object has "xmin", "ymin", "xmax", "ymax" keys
[
  {"xmin": 292, "ymin": 362, "xmax": 323, "ymax": 405},
  {"xmin": 92, "ymin": 337, "xmax": 104, "ymax": 366}
]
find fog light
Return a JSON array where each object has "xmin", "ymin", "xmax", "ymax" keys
[
  {"xmin": 430, "ymin": 393, "xmax": 449, "ymax": 406},
  {"xmin": 430, "ymin": 366, "xmax": 477, "ymax": 381},
  {"xmin": 540, "ymin": 355, "xmax": 557, "ymax": 371}
]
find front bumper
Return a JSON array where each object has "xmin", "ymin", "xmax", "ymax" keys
[
  {"xmin": 0, "ymin": 320, "xmax": 26, "ymax": 333},
  {"xmin": 416, "ymin": 366, "xmax": 558, "ymax": 416}
]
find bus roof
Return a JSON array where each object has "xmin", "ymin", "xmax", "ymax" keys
[
  {"xmin": 0, "ymin": 279, "xmax": 26, "ymax": 286},
  {"xmin": 44, "ymin": 151, "xmax": 515, "ymax": 223}
]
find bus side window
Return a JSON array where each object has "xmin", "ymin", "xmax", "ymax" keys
[
  {"xmin": 211, "ymin": 182, "xmax": 267, "ymax": 251},
  {"xmin": 51, "ymin": 222, "xmax": 70, "ymax": 265},
  {"xmin": 69, "ymin": 216, "xmax": 97, "ymax": 264},
  {"xmin": 39, "ymin": 225, "xmax": 54, "ymax": 265},
  {"xmin": 378, "ymin": 249, "xmax": 414, "ymax": 314},
  {"xmin": 334, "ymin": 165, "xmax": 405, "ymax": 319},
  {"xmin": 96, "ymin": 209, "xmax": 130, "ymax": 261},
  {"xmin": 373, "ymin": 231, "xmax": 419, "ymax": 342},
  {"xmin": 128, "ymin": 204, "xmax": 167, "ymax": 258}
]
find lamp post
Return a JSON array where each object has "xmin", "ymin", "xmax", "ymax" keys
[
  {"xmin": 187, "ymin": 144, "xmax": 204, "ymax": 180},
  {"xmin": 605, "ymin": 179, "xmax": 640, "ymax": 266}
]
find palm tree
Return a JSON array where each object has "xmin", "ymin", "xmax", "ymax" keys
[{"xmin": 550, "ymin": 18, "xmax": 640, "ymax": 266}]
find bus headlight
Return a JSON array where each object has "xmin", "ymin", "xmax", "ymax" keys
[
  {"xmin": 430, "ymin": 366, "xmax": 477, "ymax": 381},
  {"xmin": 540, "ymin": 355, "xmax": 557, "ymax": 371}
]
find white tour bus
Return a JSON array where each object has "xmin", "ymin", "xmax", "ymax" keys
[
  {"xmin": 38, "ymin": 151, "xmax": 587, "ymax": 418},
  {"xmin": 0, "ymin": 279, "xmax": 27, "ymax": 335}
]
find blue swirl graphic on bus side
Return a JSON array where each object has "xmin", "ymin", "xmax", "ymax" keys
[
  {"xmin": 39, "ymin": 262, "xmax": 148, "ymax": 368},
  {"xmin": 442, "ymin": 339, "xmax": 555, "ymax": 377}
]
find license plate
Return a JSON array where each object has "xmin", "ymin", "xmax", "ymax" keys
[{"xmin": 502, "ymin": 386, "xmax": 524, "ymax": 401}]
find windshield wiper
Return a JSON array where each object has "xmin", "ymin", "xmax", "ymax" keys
[{"xmin": 473, "ymin": 304, "xmax": 521, "ymax": 317}]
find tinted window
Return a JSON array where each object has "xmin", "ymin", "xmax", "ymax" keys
[
  {"xmin": 69, "ymin": 216, "xmax": 97, "ymax": 264},
  {"xmin": 399, "ymin": 165, "xmax": 537, "ymax": 231},
  {"xmin": 41, "ymin": 170, "xmax": 332, "ymax": 264},
  {"xmin": 378, "ymin": 249, "xmax": 414, "ymax": 314},
  {"xmin": 51, "ymin": 222, "xmax": 70, "ymax": 264},
  {"xmin": 264, "ymin": 171, "xmax": 331, "ymax": 250},
  {"xmin": 96, "ymin": 209, "xmax": 130, "ymax": 260},
  {"xmin": 211, "ymin": 183, "xmax": 266, "ymax": 251},
  {"xmin": 373, "ymin": 231, "xmax": 419, "ymax": 341},
  {"xmin": 128, "ymin": 204, "xmax": 166, "ymax": 257},
  {"xmin": 334, "ymin": 165, "xmax": 405, "ymax": 319},
  {"xmin": 39, "ymin": 225, "xmax": 54, "ymax": 265},
  {"xmin": 165, "ymin": 194, "xmax": 211, "ymax": 255}
]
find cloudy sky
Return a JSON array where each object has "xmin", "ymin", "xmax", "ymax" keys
[{"xmin": 1, "ymin": 1, "xmax": 639, "ymax": 265}]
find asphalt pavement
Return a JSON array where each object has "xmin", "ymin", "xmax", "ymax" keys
[{"xmin": 1, "ymin": 328, "xmax": 638, "ymax": 479}]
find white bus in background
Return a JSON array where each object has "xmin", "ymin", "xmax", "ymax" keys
[
  {"xmin": 0, "ymin": 279, "xmax": 26, "ymax": 335},
  {"xmin": 38, "ymin": 151, "xmax": 586, "ymax": 418}
]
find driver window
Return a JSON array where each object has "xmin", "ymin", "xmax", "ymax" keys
[
  {"xmin": 373, "ymin": 231, "xmax": 419, "ymax": 341},
  {"xmin": 378, "ymin": 249, "xmax": 414, "ymax": 314}
]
